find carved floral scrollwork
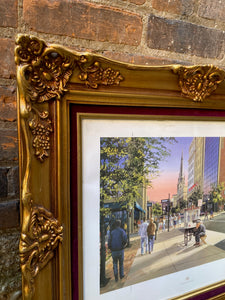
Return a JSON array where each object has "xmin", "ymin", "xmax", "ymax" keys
[
  {"xmin": 78, "ymin": 60, "xmax": 124, "ymax": 88},
  {"xmin": 16, "ymin": 35, "xmax": 124, "ymax": 162},
  {"xmin": 15, "ymin": 35, "xmax": 74, "ymax": 103},
  {"xmin": 16, "ymin": 35, "xmax": 75, "ymax": 162},
  {"xmin": 174, "ymin": 65, "xmax": 225, "ymax": 102},
  {"xmin": 20, "ymin": 204, "xmax": 63, "ymax": 297}
]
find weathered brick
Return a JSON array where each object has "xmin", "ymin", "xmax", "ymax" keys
[
  {"xmin": 0, "ymin": 168, "xmax": 8, "ymax": 198},
  {"xmin": 129, "ymin": 0, "xmax": 146, "ymax": 4},
  {"xmin": 0, "ymin": 167, "xmax": 19, "ymax": 198},
  {"xmin": 7, "ymin": 166, "xmax": 19, "ymax": 197},
  {"xmin": 0, "ymin": 39, "xmax": 16, "ymax": 79},
  {"xmin": 0, "ymin": 0, "xmax": 18, "ymax": 28},
  {"xmin": 0, "ymin": 86, "xmax": 17, "ymax": 122},
  {"xmin": 0, "ymin": 200, "xmax": 20, "ymax": 229},
  {"xmin": 0, "ymin": 130, "xmax": 18, "ymax": 161},
  {"xmin": 152, "ymin": 0, "xmax": 194, "ymax": 16},
  {"xmin": 147, "ymin": 15, "xmax": 224, "ymax": 59},
  {"xmin": 0, "ymin": 229, "xmax": 21, "ymax": 294},
  {"xmin": 102, "ymin": 51, "xmax": 191, "ymax": 65},
  {"xmin": 198, "ymin": 0, "xmax": 225, "ymax": 21},
  {"xmin": 23, "ymin": 0, "xmax": 142, "ymax": 46}
]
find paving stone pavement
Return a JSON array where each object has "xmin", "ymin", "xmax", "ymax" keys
[{"xmin": 124, "ymin": 227, "xmax": 225, "ymax": 288}]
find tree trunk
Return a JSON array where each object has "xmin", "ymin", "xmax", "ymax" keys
[{"xmin": 100, "ymin": 215, "xmax": 107, "ymax": 286}]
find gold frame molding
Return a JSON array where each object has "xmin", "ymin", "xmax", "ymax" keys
[{"xmin": 16, "ymin": 34, "xmax": 225, "ymax": 300}]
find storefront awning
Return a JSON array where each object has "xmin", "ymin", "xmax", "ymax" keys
[
  {"xmin": 104, "ymin": 201, "xmax": 127, "ymax": 211},
  {"xmin": 104, "ymin": 201, "xmax": 145, "ymax": 213},
  {"xmin": 135, "ymin": 201, "xmax": 145, "ymax": 213}
]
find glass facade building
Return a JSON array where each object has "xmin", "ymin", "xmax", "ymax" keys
[
  {"xmin": 203, "ymin": 137, "xmax": 220, "ymax": 197},
  {"xmin": 188, "ymin": 138, "xmax": 195, "ymax": 194}
]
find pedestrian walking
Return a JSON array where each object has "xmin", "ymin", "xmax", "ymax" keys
[
  {"xmin": 173, "ymin": 214, "xmax": 177, "ymax": 228},
  {"xmin": 170, "ymin": 215, "xmax": 174, "ymax": 228},
  {"xmin": 108, "ymin": 219, "xmax": 127, "ymax": 282},
  {"xmin": 123, "ymin": 222, "xmax": 127, "ymax": 233},
  {"xmin": 210, "ymin": 209, "xmax": 214, "ymax": 220},
  {"xmin": 159, "ymin": 217, "xmax": 163, "ymax": 232},
  {"xmin": 178, "ymin": 213, "xmax": 182, "ymax": 227},
  {"xmin": 162, "ymin": 217, "xmax": 166, "ymax": 232},
  {"xmin": 154, "ymin": 217, "xmax": 159, "ymax": 240},
  {"xmin": 193, "ymin": 219, "xmax": 206, "ymax": 247},
  {"xmin": 147, "ymin": 218, "xmax": 156, "ymax": 254},
  {"xmin": 204, "ymin": 211, "xmax": 208, "ymax": 221},
  {"xmin": 106, "ymin": 225, "xmax": 110, "ymax": 243},
  {"xmin": 138, "ymin": 217, "xmax": 148, "ymax": 255}
]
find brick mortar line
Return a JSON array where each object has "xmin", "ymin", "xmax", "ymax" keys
[
  {"xmin": 0, "ymin": 198, "xmax": 20, "ymax": 203},
  {"xmin": 70, "ymin": 0, "xmax": 225, "ymax": 32},
  {"xmin": 0, "ymin": 2, "xmax": 224, "ymax": 56},
  {"xmin": 0, "ymin": 28, "xmax": 225, "ymax": 66},
  {"xmin": 0, "ymin": 78, "xmax": 16, "ymax": 85},
  {"xmin": 1, "ymin": 29, "xmax": 224, "ymax": 67},
  {"xmin": 0, "ymin": 227, "xmax": 20, "ymax": 234},
  {"xmin": 0, "ymin": 28, "xmax": 17, "ymax": 39},
  {"xmin": 0, "ymin": 162, "xmax": 19, "ymax": 167}
]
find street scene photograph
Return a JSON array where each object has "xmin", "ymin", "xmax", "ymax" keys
[{"xmin": 100, "ymin": 136, "xmax": 225, "ymax": 294}]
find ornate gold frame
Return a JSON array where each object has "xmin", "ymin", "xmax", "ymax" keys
[{"xmin": 16, "ymin": 35, "xmax": 225, "ymax": 300}]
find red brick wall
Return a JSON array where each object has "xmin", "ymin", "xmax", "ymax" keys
[{"xmin": 1, "ymin": 0, "xmax": 225, "ymax": 298}]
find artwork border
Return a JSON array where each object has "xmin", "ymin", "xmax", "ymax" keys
[
  {"xmin": 74, "ymin": 111, "xmax": 225, "ymax": 300},
  {"xmin": 15, "ymin": 34, "xmax": 225, "ymax": 300}
]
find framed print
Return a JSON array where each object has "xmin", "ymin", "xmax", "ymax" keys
[{"xmin": 16, "ymin": 35, "xmax": 225, "ymax": 300}]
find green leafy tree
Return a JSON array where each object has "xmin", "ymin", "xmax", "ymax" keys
[
  {"xmin": 209, "ymin": 183, "xmax": 225, "ymax": 211},
  {"xmin": 179, "ymin": 199, "xmax": 187, "ymax": 210},
  {"xmin": 100, "ymin": 137, "xmax": 176, "ymax": 285},
  {"xmin": 152, "ymin": 203, "xmax": 162, "ymax": 216},
  {"xmin": 188, "ymin": 187, "xmax": 203, "ymax": 207},
  {"xmin": 100, "ymin": 137, "xmax": 176, "ymax": 209},
  {"xmin": 171, "ymin": 206, "xmax": 179, "ymax": 214}
]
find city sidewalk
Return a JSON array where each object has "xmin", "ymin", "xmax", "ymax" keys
[
  {"xmin": 100, "ymin": 235, "xmax": 140, "ymax": 294},
  {"xmin": 124, "ymin": 226, "xmax": 225, "ymax": 287}
]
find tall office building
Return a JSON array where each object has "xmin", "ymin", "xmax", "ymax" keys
[
  {"xmin": 194, "ymin": 137, "xmax": 205, "ymax": 192},
  {"xmin": 188, "ymin": 137, "xmax": 205, "ymax": 197},
  {"xmin": 203, "ymin": 137, "xmax": 220, "ymax": 199},
  {"xmin": 218, "ymin": 137, "xmax": 225, "ymax": 183},
  {"xmin": 188, "ymin": 138, "xmax": 195, "ymax": 196},
  {"xmin": 218, "ymin": 137, "xmax": 225, "ymax": 202}
]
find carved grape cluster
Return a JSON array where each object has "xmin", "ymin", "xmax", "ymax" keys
[
  {"xmin": 29, "ymin": 117, "xmax": 53, "ymax": 162},
  {"xmin": 101, "ymin": 67, "xmax": 123, "ymax": 85}
]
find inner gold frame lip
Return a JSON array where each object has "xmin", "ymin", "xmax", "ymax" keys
[{"xmin": 75, "ymin": 110, "xmax": 225, "ymax": 300}]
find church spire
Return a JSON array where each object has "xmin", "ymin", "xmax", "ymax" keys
[{"xmin": 179, "ymin": 151, "xmax": 184, "ymax": 178}]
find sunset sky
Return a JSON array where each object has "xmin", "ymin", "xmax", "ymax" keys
[{"xmin": 147, "ymin": 137, "xmax": 193, "ymax": 203}]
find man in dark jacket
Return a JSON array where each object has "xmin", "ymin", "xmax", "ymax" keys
[
  {"xmin": 108, "ymin": 219, "xmax": 127, "ymax": 282},
  {"xmin": 193, "ymin": 219, "xmax": 206, "ymax": 246}
]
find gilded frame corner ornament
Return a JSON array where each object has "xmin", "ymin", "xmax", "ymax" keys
[
  {"xmin": 173, "ymin": 65, "xmax": 225, "ymax": 102},
  {"xmin": 15, "ymin": 35, "xmax": 124, "ymax": 162},
  {"xmin": 15, "ymin": 35, "xmax": 75, "ymax": 162},
  {"xmin": 16, "ymin": 34, "xmax": 225, "ymax": 300}
]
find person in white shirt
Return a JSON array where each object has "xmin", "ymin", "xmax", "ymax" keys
[{"xmin": 138, "ymin": 217, "xmax": 148, "ymax": 255}]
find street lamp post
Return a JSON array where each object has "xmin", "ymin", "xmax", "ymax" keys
[
  {"xmin": 127, "ymin": 204, "xmax": 133, "ymax": 247},
  {"xmin": 168, "ymin": 194, "xmax": 170, "ymax": 232},
  {"xmin": 100, "ymin": 214, "xmax": 110, "ymax": 287}
]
